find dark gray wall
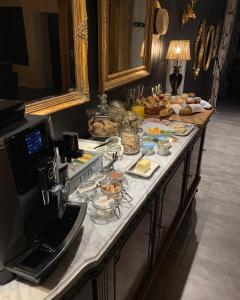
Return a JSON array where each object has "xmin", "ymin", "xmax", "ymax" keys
[{"xmin": 52, "ymin": 0, "xmax": 227, "ymax": 137}]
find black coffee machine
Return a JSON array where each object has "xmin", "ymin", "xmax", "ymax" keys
[{"xmin": 0, "ymin": 112, "xmax": 86, "ymax": 284}]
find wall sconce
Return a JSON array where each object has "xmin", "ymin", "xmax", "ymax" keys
[{"xmin": 181, "ymin": 0, "xmax": 197, "ymax": 26}]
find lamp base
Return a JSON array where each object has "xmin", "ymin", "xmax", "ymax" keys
[{"xmin": 169, "ymin": 66, "xmax": 183, "ymax": 95}]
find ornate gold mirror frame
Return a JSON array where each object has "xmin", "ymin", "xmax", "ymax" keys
[
  {"xmin": 193, "ymin": 19, "xmax": 206, "ymax": 79},
  {"xmin": 203, "ymin": 25, "xmax": 215, "ymax": 71},
  {"xmin": 98, "ymin": 0, "xmax": 154, "ymax": 92},
  {"xmin": 26, "ymin": 0, "xmax": 89, "ymax": 116}
]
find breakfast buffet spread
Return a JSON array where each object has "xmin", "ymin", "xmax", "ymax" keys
[
  {"xmin": 70, "ymin": 87, "xmax": 213, "ymax": 224},
  {"xmin": 0, "ymin": 86, "xmax": 214, "ymax": 300}
]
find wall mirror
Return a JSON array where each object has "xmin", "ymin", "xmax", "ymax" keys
[
  {"xmin": 98, "ymin": 0, "xmax": 154, "ymax": 91},
  {"xmin": 193, "ymin": 19, "xmax": 206, "ymax": 79},
  {"xmin": 0, "ymin": 0, "xmax": 89, "ymax": 115},
  {"xmin": 203, "ymin": 25, "xmax": 215, "ymax": 71}
]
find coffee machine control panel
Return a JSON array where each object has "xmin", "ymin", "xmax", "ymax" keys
[{"xmin": 6, "ymin": 122, "xmax": 55, "ymax": 196}]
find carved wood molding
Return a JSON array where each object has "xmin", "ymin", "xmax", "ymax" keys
[
  {"xmin": 26, "ymin": 0, "xmax": 89, "ymax": 115},
  {"xmin": 76, "ymin": 18, "xmax": 88, "ymax": 43}
]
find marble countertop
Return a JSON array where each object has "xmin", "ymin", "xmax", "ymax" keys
[{"xmin": 0, "ymin": 128, "xmax": 199, "ymax": 300}]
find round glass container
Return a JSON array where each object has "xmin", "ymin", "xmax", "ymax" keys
[
  {"xmin": 121, "ymin": 127, "xmax": 140, "ymax": 155},
  {"xmin": 121, "ymin": 111, "xmax": 141, "ymax": 131},
  {"xmin": 87, "ymin": 94, "xmax": 119, "ymax": 138},
  {"xmin": 93, "ymin": 196, "xmax": 115, "ymax": 217},
  {"xmin": 141, "ymin": 141, "xmax": 155, "ymax": 156},
  {"xmin": 108, "ymin": 100, "xmax": 126, "ymax": 124},
  {"xmin": 108, "ymin": 170, "xmax": 124, "ymax": 183},
  {"xmin": 76, "ymin": 180, "xmax": 97, "ymax": 203},
  {"xmin": 99, "ymin": 179, "xmax": 122, "ymax": 198}
]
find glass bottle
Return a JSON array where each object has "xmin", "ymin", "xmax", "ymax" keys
[
  {"xmin": 131, "ymin": 85, "xmax": 145, "ymax": 119},
  {"xmin": 125, "ymin": 88, "xmax": 136, "ymax": 110}
]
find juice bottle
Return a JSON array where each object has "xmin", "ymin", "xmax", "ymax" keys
[{"xmin": 131, "ymin": 85, "xmax": 145, "ymax": 119}]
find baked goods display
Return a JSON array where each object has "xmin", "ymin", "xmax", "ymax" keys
[
  {"xmin": 179, "ymin": 106, "xmax": 193, "ymax": 116},
  {"xmin": 88, "ymin": 117, "xmax": 118, "ymax": 137},
  {"xmin": 87, "ymin": 93, "xmax": 120, "ymax": 137},
  {"xmin": 186, "ymin": 97, "xmax": 201, "ymax": 104},
  {"xmin": 144, "ymin": 95, "xmax": 166, "ymax": 115},
  {"xmin": 159, "ymin": 107, "xmax": 174, "ymax": 118}
]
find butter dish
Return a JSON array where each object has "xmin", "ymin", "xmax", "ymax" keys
[{"xmin": 126, "ymin": 159, "xmax": 160, "ymax": 178}]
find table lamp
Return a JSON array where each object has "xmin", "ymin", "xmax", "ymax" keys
[{"xmin": 166, "ymin": 40, "xmax": 191, "ymax": 95}]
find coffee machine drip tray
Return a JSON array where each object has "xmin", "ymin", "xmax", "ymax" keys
[{"xmin": 5, "ymin": 202, "xmax": 86, "ymax": 284}]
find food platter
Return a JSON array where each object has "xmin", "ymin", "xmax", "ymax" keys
[
  {"xmin": 142, "ymin": 122, "xmax": 174, "ymax": 138},
  {"xmin": 168, "ymin": 121, "xmax": 195, "ymax": 136},
  {"xmin": 142, "ymin": 121, "xmax": 195, "ymax": 137}
]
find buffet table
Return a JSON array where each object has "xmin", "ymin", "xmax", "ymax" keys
[{"xmin": 0, "ymin": 121, "xmax": 208, "ymax": 300}]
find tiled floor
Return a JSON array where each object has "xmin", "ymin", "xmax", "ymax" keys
[{"xmin": 146, "ymin": 99, "xmax": 240, "ymax": 300}]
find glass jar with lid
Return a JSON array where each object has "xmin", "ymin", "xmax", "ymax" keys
[
  {"xmin": 108, "ymin": 100, "xmax": 126, "ymax": 124},
  {"xmin": 87, "ymin": 93, "xmax": 119, "ymax": 138},
  {"xmin": 121, "ymin": 111, "xmax": 141, "ymax": 131},
  {"xmin": 121, "ymin": 127, "xmax": 140, "ymax": 155}
]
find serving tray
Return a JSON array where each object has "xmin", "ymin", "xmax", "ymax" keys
[{"xmin": 126, "ymin": 159, "xmax": 160, "ymax": 178}]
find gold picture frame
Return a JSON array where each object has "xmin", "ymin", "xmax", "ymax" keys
[
  {"xmin": 98, "ymin": 0, "xmax": 154, "ymax": 92},
  {"xmin": 26, "ymin": 0, "xmax": 89, "ymax": 116},
  {"xmin": 203, "ymin": 25, "xmax": 215, "ymax": 71},
  {"xmin": 193, "ymin": 19, "xmax": 206, "ymax": 79}
]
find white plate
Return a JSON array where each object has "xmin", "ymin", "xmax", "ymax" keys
[
  {"xmin": 126, "ymin": 159, "xmax": 160, "ymax": 178},
  {"xmin": 142, "ymin": 122, "xmax": 174, "ymax": 137},
  {"xmin": 168, "ymin": 121, "xmax": 195, "ymax": 136}
]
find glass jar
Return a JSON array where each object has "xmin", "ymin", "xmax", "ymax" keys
[
  {"xmin": 93, "ymin": 195, "xmax": 116, "ymax": 219},
  {"xmin": 108, "ymin": 100, "xmax": 126, "ymax": 124},
  {"xmin": 141, "ymin": 141, "xmax": 155, "ymax": 156},
  {"xmin": 122, "ymin": 111, "xmax": 141, "ymax": 131},
  {"xmin": 121, "ymin": 127, "xmax": 140, "ymax": 155},
  {"xmin": 87, "ymin": 94, "xmax": 119, "ymax": 138}
]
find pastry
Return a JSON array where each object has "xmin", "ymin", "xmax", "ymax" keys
[
  {"xmin": 88, "ymin": 118, "xmax": 118, "ymax": 136},
  {"xmin": 179, "ymin": 106, "xmax": 193, "ymax": 116},
  {"xmin": 186, "ymin": 97, "xmax": 201, "ymax": 104},
  {"xmin": 194, "ymin": 97, "xmax": 201, "ymax": 104},
  {"xmin": 144, "ymin": 96, "xmax": 166, "ymax": 115},
  {"xmin": 186, "ymin": 98, "xmax": 195, "ymax": 104},
  {"xmin": 159, "ymin": 107, "xmax": 174, "ymax": 118}
]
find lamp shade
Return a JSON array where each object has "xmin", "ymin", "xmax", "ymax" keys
[{"xmin": 166, "ymin": 40, "xmax": 191, "ymax": 61}]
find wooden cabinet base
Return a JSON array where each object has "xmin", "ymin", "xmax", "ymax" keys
[{"xmin": 64, "ymin": 125, "xmax": 207, "ymax": 300}]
